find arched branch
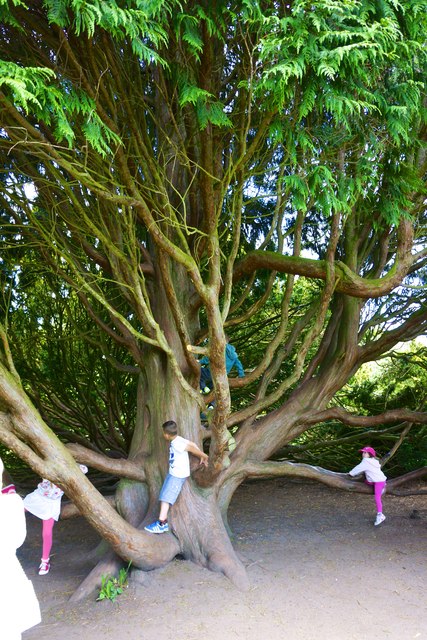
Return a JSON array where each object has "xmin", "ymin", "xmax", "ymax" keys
[
  {"xmin": 65, "ymin": 443, "xmax": 146, "ymax": 482},
  {"xmin": 233, "ymin": 219, "xmax": 415, "ymax": 299}
]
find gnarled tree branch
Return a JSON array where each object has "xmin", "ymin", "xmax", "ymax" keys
[{"xmin": 233, "ymin": 219, "xmax": 414, "ymax": 299}]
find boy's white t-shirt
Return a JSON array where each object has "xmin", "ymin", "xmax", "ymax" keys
[
  {"xmin": 169, "ymin": 436, "xmax": 190, "ymax": 478},
  {"xmin": 349, "ymin": 457, "xmax": 387, "ymax": 483}
]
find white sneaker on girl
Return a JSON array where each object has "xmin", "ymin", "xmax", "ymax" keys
[
  {"xmin": 38, "ymin": 559, "xmax": 50, "ymax": 575},
  {"xmin": 374, "ymin": 513, "xmax": 386, "ymax": 526}
]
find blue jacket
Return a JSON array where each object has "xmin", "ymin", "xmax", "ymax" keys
[{"xmin": 200, "ymin": 344, "xmax": 244, "ymax": 377}]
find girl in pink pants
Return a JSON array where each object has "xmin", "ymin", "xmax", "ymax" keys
[
  {"xmin": 348, "ymin": 446, "xmax": 387, "ymax": 526},
  {"xmin": 23, "ymin": 465, "xmax": 88, "ymax": 575}
]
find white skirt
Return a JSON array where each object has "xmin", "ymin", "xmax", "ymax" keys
[{"xmin": 23, "ymin": 490, "xmax": 62, "ymax": 521}]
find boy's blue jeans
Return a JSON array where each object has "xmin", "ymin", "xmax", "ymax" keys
[{"xmin": 159, "ymin": 474, "xmax": 187, "ymax": 505}]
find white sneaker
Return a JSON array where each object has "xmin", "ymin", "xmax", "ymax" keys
[
  {"xmin": 38, "ymin": 559, "xmax": 50, "ymax": 575},
  {"xmin": 374, "ymin": 513, "xmax": 386, "ymax": 526}
]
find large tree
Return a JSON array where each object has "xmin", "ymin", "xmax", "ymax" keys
[{"xmin": 0, "ymin": 0, "xmax": 426, "ymax": 597}]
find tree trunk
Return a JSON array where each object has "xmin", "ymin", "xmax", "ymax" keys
[
  {"xmin": 169, "ymin": 480, "xmax": 249, "ymax": 590},
  {"xmin": 72, "ymin": 323, "xmax": 248, "ymax": 598}
]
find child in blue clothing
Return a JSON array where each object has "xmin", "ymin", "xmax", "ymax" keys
[
  {"xmin": 144, "ymin": 421, "xmax": 208, "ymax": 534},
  {"xmin": 199, "ymin": 335, "xmax": 245, "ymax": 393}
]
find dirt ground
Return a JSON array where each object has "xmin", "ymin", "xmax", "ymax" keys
[{"xmin": 19, "ymin": 479, "xmax": 426, "ymax": 640}]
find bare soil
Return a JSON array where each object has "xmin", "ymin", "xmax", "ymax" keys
[{"xmin": 20, "ymin": 479, "xmax": 427, "ymax": 640}]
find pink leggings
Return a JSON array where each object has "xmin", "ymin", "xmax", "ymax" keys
[
  {"xmin": 365, "ymin": 481, "xmax": 386, "ymax": 513},
  {"xmin": 25, "ymin": 510, "xmax": 56, "ymax": 559},
  {"xmin": 41, "ymin": 518, "xmax": 55, "ymax": 559}
]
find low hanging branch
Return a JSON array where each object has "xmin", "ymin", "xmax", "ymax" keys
[{"xmin": 242, "ymin": 460, "xmax": 427, "ymax": 495}]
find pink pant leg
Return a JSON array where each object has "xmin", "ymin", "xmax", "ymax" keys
[
  {"xmin": 374, "ymin": 481, "xmax": 386, "ymax": 513},
  {"xmin": 42, "ymin": 518, "xmax": 55, "ymax": 559},
  {"xmin": 365, "ymin": 480, "xmax": 386, "ymax": 513}
]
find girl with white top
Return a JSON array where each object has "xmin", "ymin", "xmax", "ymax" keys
[
  {"xmin": 349, "ymin": 446, "xmax": 387, "ymax": 526},
  {"xmin": 0, "ymin": 456, "xmax": 41, "ymax": 639},
  {"xmin": 24, "ymin": 464, "xmax": 88, "ymax": 575}
]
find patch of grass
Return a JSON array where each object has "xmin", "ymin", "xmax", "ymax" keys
[{"xmin": 97, "ymin": 564, "xmax": 131, "ymax": 603}]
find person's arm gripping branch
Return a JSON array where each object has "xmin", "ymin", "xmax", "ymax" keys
[
  {"xmin": 185, "ymin": 441, "xmax": 209, "ymax": 467},
  {"xmin": 348, "ymin": 460, "xmax": 367, "ymax": 479}
]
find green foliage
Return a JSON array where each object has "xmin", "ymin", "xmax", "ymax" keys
[
  {"xmin": 176, "ymin": 12, "xmax": 204, "ymax": 57},
  {"xmin": 0, "ymin": 256, "xmax": 137, "ymax": 458},
  {"xmin": 43, "ymin": 0, "xmax": 170, "ymax": 58},
  {"xmin": 177, "ymin": 75, "xmax": 233, "ymax": 129},
  {"xmin": 196, "ymin": 99, "xmax": 233, "ymax": 130},
  {"xmin": 0, "ymin": 61, "xmax": 121, "ymax": 153},
  {"xmin": 345, "ymin": 346, "xmax": 427, "ymax": 417},
  {"xmin": 97, "ymin": 564, "xmax": 130, "ymax": 603},
  {"xmin": 0, "ymin": 62, "xmax": 55, "ymax": 111},
  {"xmin": 243, "ymin": 0, "xmax": 426, "ymax": 229}
]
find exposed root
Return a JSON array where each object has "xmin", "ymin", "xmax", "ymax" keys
[
  {"xmin": 69, "ymin": 549, "xmax": 123, "ymax": 602},
  {"xmin": 172, "ymin": 481, "xmax": 250, "ymax": 590},
  {"xmin": 69, "ymin": 519, "xmax": 181, "ymax": 601},
  {"xmin": 208, "ymin": 550, "xmax": 250, "ymax": 591}
]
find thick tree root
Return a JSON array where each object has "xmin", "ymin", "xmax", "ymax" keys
[
  {"xmin": 207, "ymin": 549, "xmax": 250, "ymax": 591},
  {"xmin": 69, "ymin": 548, "xmax": 123, "ymax": 602},
  {"xmin": 173, "ymin": 482, "xmax": 250, "ymax": 590},
  {"xmin": 69, "ymin": 528, "xmax": 182, "ymax": 601}
]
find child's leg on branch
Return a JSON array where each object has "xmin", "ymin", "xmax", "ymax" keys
[
  {"xmin": 200, "ymin": 366, "xmax": 212, "ymax": 391},
  {"xmin": 42, "ymin": 518, "xmax": 55, "ymax": 560},
  {"xmin": 159, "ymin": 501, "xmax": 170, "ymax": 523}
]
